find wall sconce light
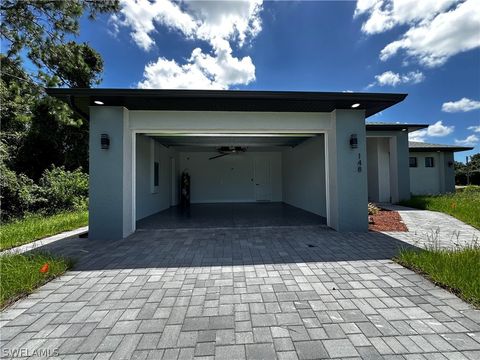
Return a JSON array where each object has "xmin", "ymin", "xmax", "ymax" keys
[
  {"xmin": 349, "ymin": 134, "xmax": 358, "ymax": 149},
  {"xmin": 101, "ymin": 134, "xmax": 110, "ymax": 150},
  {"xmin": 448, "ymin": 161, "xmax": 454, "ymax": 167}
]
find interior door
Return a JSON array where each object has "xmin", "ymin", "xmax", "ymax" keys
[{"xmin": 254, "ymin": 158, "xmax": 272, "ymax": 201}]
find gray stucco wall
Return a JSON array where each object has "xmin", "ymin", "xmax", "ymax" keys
[
  {"xmin": 89, "ymin": 106, "xmax": 133, "ymax": 241},
  {"xmin": 409, "ymin": 151, "xmax": 455, "ymax": 195},
  {"xmin": 282, "ymin": 135, "xmax": 326, "ymax": 217},
  {"xmin": 327, "ymin": 110, "xmax": 368, "ymax": 232},
  {"xmin": 365, "ymin": 130, "xmax": 411, "ymax": 203}
]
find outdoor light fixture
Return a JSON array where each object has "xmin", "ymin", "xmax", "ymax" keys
[
  {"xmin": 401, "ymin": 128, "xmax": 407, "ymax": 131},
  {"xmin": 101, "ymin": 134, "xmax": 110, "ymax": 150},
  {"xmin": 94, "ymin": 100, "xmax": 104, "ymax": 105},
  {"xmin": 350, "ymin": 134, "xmax": 358, "ymax": 149},
  {"xmin": 351, "ymin": 103, "xmax": 360, "ymax": 108},
  {"xmin": 448, "ymin": 161, "xmax": 454, "ymax": 167}
]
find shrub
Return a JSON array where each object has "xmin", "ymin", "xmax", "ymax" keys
[
  {"xmin": 36, "ymin": 166, "xmax": 88, "ymax": 213},
  {"xmin": 368, "ymin": 202, "xmax": 380, "ymax": 215}
]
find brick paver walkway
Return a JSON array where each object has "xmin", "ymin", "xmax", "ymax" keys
[
  {"xmin": 1, "ymin": 227, "xmax": 479, "ymax": 359},
  {"xmin": 379, "ymin": 203, "xmax": 480, "ymax": 250}
]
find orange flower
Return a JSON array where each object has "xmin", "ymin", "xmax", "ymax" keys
[{"xmin": 39, "ymin": 263, "xmax": 49, "ymax": 273}]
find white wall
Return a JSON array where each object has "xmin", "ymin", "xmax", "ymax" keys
[
  {"xmin": 282, "ymin": 136, "xmax": 327, "ymax": 217},
  {"xmin": 178, "ymin": 151, "xmax": 282, "ymax": 203},
  {"xmin": 409, "ymin": 151, "xmax": 455, "ymax": 195},
  {"xmin": 136, "ymin": 135, "xmax": 178, "ymax": 220}
]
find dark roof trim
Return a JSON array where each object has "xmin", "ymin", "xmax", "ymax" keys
[
  {"xmin": 409, "ymin": 141, "xmax": 473, "ymax": 152},
  {"xmin": 45, "ymin": 88, "xmax": 407, "ymax": 118},
  {"xmin": 366, "ymin": 123, "xmax": 428, "ymax": 133}
]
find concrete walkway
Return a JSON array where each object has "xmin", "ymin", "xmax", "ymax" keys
[
  {"xmin": 0, "ymin": 226, "xmax": 88, "ymax": 256},
  {"xmin": 1, "ymin": 226, "xmax": 479, "ymax": 359},
  {"xmin": 379, "ymin": 204, "xmax": 480, "ymax": 250}
]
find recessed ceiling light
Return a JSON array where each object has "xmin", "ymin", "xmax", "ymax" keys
[
  {"xmin": 351, "ymin": 103, "xmax": 360, "ymax": 108},
  {"xmin": 94, "ymin": 100, "xmax": 104, "ymax": 105},
  {"xmin": 402, "ymin": 128, "xmax": 407, "ymax": 131}
]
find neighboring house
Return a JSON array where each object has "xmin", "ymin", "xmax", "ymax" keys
[
  {"xmin": 45, "ymin": 89, "xmax": 470, "ymax": 240},
  {"xmin": 408, "ymin": 142, "xmax": 473, "ymax": 195}
]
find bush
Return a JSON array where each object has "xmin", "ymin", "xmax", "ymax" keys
[
  {"xmin": 0, "ymin": 165, "xmax": 88, "ymax": 221},
  {"xmin": 36, "ymin": 166, "xmax": 88, "ymax": 213},
  {"xmin": 368, "ymin": 202, "xmax": 380, "ymax": 215}
]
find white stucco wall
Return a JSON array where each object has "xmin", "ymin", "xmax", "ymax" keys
[
  {"xmin": 409, "ymin": 151, "xmax": 455, "ymax": 195},
  {"xmin": 282, "ymin": 136, "xmax": 326, "ymax": 217},
  {"xmin": 135, "ymin": 135, "xmax": 178, "ymax": 220},
  {"xmin": 178, "ymin": 151, "xmax": 282, "ymax": 203}
]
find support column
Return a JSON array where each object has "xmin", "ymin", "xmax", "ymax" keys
[
  {"xmin": 326, "ymin": 109, "xmax": 368, "ymax": 232},
  {"xmin": 89, "ymin": 106, "xmax": 134, "ymax": 240}
]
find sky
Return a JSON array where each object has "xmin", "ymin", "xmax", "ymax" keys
[{"xmin": 78, "ymin": 0, "xmax": 480, "ymax": 161}]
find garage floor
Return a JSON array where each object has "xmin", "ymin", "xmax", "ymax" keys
[{"xmin": 136, "ymin": 203, "xmax": 327, "ymax": 230}]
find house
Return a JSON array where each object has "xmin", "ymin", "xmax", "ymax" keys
[
  {"xmin": 45, "ymin": 89, "xmax": 470, "ymax": 240},
  {"xmin": 408, "ymin": 141, "xmax": 473, "ymax": 195}
]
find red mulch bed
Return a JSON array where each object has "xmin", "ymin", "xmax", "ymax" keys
[{"xmin": 369, "ymin": 209, "xmax": 408, "ymax": 232}]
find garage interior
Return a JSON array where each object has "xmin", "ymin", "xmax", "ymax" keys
[{"xmin": 135, "ymin": 133, "xmax": 328, "ymax": 229}]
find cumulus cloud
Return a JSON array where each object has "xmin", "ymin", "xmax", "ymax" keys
[
  {"xmin": 408, "ymin": 129, "xmax": 427, "ymax": 142},
  {"xmin": 408, "ymin": 120, "xmax": 454, "ymax": 142},
  {"xmin": 427, "ymin": 120, "xmax": 454, "ymax": 137},
  {"xmin": 368, "ymin": 70, "xmax": 424, "ymax": 87},
  {"xmin": 355, "ymin": 0, "xmax": 480, "ymax": 67},
  {"xmin": 112, "ymin": 0, "xmax": 263, "ymax": 89},
  {"xmin": 468, "ymin": 125, "xmax": 480, "ymax": 133},
  {"xmin": 442, "ymin": 98, "xmax": 480, "ymax": 113},
  {"xmin": 455, "ymin": 134, "xmax": 479, "ymax": 146}
]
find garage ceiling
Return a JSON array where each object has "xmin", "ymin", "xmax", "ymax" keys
[{"xmin": 147, "ymin": 133, "xmax": 317, "ymax": 148}]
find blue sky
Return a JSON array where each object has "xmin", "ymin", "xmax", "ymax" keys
[{"xmin": 78, "ymin": 0, "xmax": 479, "ymax": 161}]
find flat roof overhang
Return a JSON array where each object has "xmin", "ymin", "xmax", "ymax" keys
[
  {"xmin": 409, "ymin": 146, "xmax": 474, "ymax": 152},
  {"xmin": 45, "ymin": 88, "xmax": 407, "ymax": 118},
  {"xmin": 366, "ymin": 123, "xmax": 428, "ymax": 133}
]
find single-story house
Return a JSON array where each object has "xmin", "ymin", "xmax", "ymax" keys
[
  {"xmin": 408, "ymin": 141, "xmax": 473, "ymax": 195},
  {"xmin": 46, "ymin": 89, "xmax": 472, "ymax": 240}
]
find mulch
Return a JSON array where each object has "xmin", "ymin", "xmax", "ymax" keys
[{"xmin": 369, "ymin": 209, "xmax": 408, "ymax": 232}]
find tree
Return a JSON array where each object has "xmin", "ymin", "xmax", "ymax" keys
[
  {"xmin": 455, "ymin": 153, "xmax": 480, "ymax": 185},
  {"xmin": 1, "ymin": 0, "xmax": 119, "ymax": 179}
]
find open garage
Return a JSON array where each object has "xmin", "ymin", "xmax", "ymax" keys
[{"xmin": 134, "ymin": 133, "xmax": 327, "ymax": 229}]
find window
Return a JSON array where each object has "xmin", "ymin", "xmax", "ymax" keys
[
  {"xmin": 425, "ymin": 157, "xmax": 434, "ymax": 168},
  {"xmin": 409, "ymin": 157, "xmax": 417, "ymax": 167},
  {"xmin": 154, "ymin": 162, "xmax": 159, "ymax": 186}
]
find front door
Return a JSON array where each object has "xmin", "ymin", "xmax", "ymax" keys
[{"xmin": 254, "ymin": 158, "xmax": 272, "ymax": 201}]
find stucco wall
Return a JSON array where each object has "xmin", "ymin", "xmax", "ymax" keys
[
  {"xmin": 178, "ymin": 151, "xmax": 282, "ymax": 203},
  {"xmin": 409, "ymin": 151, "xmax": 455, "ymax": 195},
  {"xmin": 366, "ymin": 137, "xmax": 391, "ymax": 202},
  {"xmin": 282, "ymin": 136, "xmax": 326, "ymax": 217},
  {"xmin": 135, "ymin": 135, "xmax": 178, "ymax": 220}
]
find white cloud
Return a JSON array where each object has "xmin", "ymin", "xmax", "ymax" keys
[
  {"xmin": 409, "ymin": 129, "xmax": 427, "ymax": 142},
  {"xmin": 369, "ymin": 70, "xmax": 424, "ymax": 87},
  {"xmin": 455, "ymin": 134, "xmax": 479, "ymax": 146},
  {"xmin": 427, "ymin": 120, "xmax": 454, "ymax": 137},
  {"xmin": 112, "ymin": 0, "xmax": 263, "ymax": 89},
  {"xmin": 408, "ymin": 120, "xmax": 455, "ymax": 142},
  {"xmin": 138, "ymin": 39, "xmax": 255, "ymax": 89},
  {"xmin": 468, "ymin": 125, "xmax": 480, "ymax": 132},
  {"xmin": 442, "ymin": 98, "xmax": 480, "ymax": 113},
  {"xmin": 356, "ymin": 0, "xmax": 480, "ymax": 67}
]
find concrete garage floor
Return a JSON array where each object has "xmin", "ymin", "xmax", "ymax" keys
[
  {"xmin": 137, "ymin": 203, "xmax": 327, "ymax": 230},
  {"xmin": 1, "ymin": 207, "xmax": 480, "ymax": 359}
]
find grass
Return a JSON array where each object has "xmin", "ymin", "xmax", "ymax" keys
[
  {"xmin": 400, "ymin": 186, "xmax": 480, "ymax": 229},
  {"xmin": 396, "ymin": 246, "xmax": 480, "ymax": 308},
  {"xmin": 0, "ymin": 210, "xmax": 88, "ymax": 251},
  {"xmin": 0, "ymin": 252, "xmax": 72, "ymax": 309}
]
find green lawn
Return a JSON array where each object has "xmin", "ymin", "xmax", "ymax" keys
[
  {"xmin": 0, "ymin": 252, "xmax": 72, "ymax": 309},
  {"xmin": 396, "ymin": 247, "xmax": 480, "ymax": 308},
  {"xmin": 400, "ymin": 187, "xmax": 480, "ymax": 229},
  {"xmin": 0, "ymin": 210, "xmax": 88, "ymax": 251}
]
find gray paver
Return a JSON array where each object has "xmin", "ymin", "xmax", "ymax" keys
[{"xmin": 1, "ymin": 218, "xmax": 479, "ymax": 359}]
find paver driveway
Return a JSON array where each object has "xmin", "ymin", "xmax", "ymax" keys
[{"xmin": 1, "ymin": 226, "xmax": 480, "ymax": 359}]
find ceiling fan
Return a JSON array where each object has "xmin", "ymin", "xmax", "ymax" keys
[{"xmin": 209, "ymin": 146, "xmax": 247, "ymax": 160}]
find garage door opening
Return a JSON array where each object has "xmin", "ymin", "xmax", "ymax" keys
[{"xmin": 134, "ymin": 133, "xmax": 328, "ymax": 230}]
